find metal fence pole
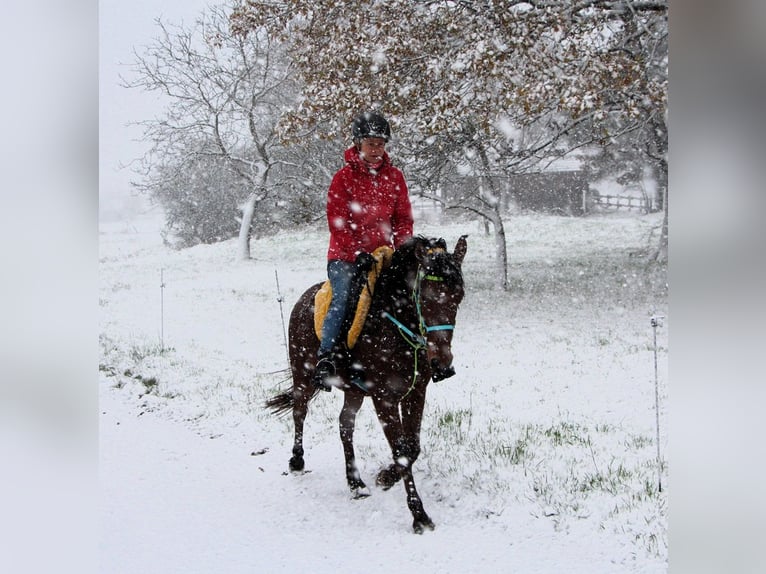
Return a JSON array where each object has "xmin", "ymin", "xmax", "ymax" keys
[
  {"xmin": 160, "ymin": 268, "xmax": 165, "ymax": 353},
  {"xmin": 275, "ymin": 269, "xmax": 289, "ymax": 366},
  {"xmin": 651, "ymin": 314, "xmax": 665, "ymax": 492}
]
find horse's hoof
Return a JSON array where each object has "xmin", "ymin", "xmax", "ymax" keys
[
  {"xmin": 348, "ymin": 476, "xmax": 370, "ymax": 498},
  {"xmin": 289, "ymin": 456, "xmax": 305, "ymax": 472},
  {"xmin": 375, "ymin": 466, "xmax": 400, "ymax": 490},
  {"xmin": 412, "ymin": 518, "xmax": 435, "ymax": 534},
  {"xmin": 351, "ymin": 486, "xmax": 371, "ymax": 499}
]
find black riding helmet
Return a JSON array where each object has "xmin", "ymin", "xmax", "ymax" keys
[{"xmin": 352, "ymin": 111, "xmax": 391, "ymax": 142}]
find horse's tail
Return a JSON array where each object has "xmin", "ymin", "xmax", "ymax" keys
[{"xmin": 264, "ymin": 390, "xmax": 294, "ymax": 417}]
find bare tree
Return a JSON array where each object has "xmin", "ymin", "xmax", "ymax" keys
[{"xmin": 125, "ymin": 3, "xmax": 304, "ymax": 259}]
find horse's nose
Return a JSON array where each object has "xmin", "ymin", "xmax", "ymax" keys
[
  {"xmin": 426, "ymin": 332, "xmax": 455, "ymax": 382},
  {"xmin": 430, "ymin": 358, "xmax": 456, "ymax": 382}
]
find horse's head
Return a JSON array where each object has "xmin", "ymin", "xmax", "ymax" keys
[{"xmin": 410, "ymin": 235, "xmax": 468, "ymax": 382}]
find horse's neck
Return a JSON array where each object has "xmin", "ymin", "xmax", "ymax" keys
[{"xmin": 373, "ymin": 272, "xmax": 418, "ymax": 327}]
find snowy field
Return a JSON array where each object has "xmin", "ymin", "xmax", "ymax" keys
[{"xmin": 99, "ymin": 210, "xmax": 668, "ymax": 573}]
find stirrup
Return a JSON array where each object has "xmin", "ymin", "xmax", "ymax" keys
[{"xmin": 312, "ymin": 355, "xmax": 335, "ymax": 392}]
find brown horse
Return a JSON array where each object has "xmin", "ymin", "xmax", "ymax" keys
[{"xmin": 266, "ymin": 235, "xmax": 467, "ymax": 533}]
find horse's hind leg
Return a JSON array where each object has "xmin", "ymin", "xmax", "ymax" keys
[
  {"xmin": 340, "ymin": 389, "xmax": 369, "ymax": 497},
  {"xmin": 285, "ymin": 283, "xmax": 322, "ymax": 473},
  {"xmin": 289, "ymin": 384, "xmax": 311, "ymax": 472}
]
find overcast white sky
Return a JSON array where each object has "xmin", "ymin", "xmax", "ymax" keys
[{"xmin": 99, "ymin": 1, "xmax": 212, "ymax": 212}]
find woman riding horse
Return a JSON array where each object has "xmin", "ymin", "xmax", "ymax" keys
[{"xmin": 313, "ymin": 111, "xmax": 414, "ymax": 391}]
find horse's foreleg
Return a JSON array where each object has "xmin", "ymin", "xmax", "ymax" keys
[
  {"xmin": 376, "ymin": 390, "xmax": 426, "ymax": 490},
  {"xmin": 400, "ymin": 465, "xmax": 434, "ymax": 534},
  {"xmin": 340, "ymin": 390, "xmax": 369, "ymax": 497},
  {"xmin": 374, "ymin": 403, "xmax": 404, "ymax": 490},
  {"xmin": 392, "ymin": 436, "xmax": 434, "ymax": 533},
  {"xmin": 289, "ymin": 384, "xmax": 311, "ymax": 472},
  {"xmin": 398, "ymin": 389, "xmax": 433, "ymax": 533},
  {"xmin": 373, "ymin": 398, "xmax": 434, "ymax": 533},
  {"xmin": 399, "ymin": 388, "xmax": 426, "ymax": 465},
  {"xmin": 376, "ymin": 463, "xmax": 401, "ymax": 490}
]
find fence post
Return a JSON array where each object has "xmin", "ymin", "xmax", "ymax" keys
[
  {"xmin": 651, "ymin": 314, "xmax": 665, "ymax": 492},
  {"xmin": 160, "ymin": 268, "xmax": 165, "ymax": 353}
]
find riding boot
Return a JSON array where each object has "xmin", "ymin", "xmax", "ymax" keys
[{"xmin": 312, "ymin": 352, "xmax": 335, "ymax": 392}]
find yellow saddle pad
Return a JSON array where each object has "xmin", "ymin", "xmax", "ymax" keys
[{"xmin": 314, "ymin": 245, "xmax": 394, "ymax": 349}]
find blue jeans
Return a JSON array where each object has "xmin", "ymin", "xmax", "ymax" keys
[{"xmin": 318, "ymin": 259, "xmax": 356, "ymax": 356}]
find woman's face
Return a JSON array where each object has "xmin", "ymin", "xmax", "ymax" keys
[{"xmin": 359, "ymin": 137, "xmax": 387, "ymax": 165}]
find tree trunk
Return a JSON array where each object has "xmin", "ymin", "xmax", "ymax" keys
[
  {"xmin": 653, "ymin": 184, "xmax": 668, "ymax": 263},
  {"xmin": 491, "ymin": 209, "xmax": 509, "ymax": 290},
  {"xmin": 652, "ymin": 152, "xmax": 668, "ymax": 263},
  {"xmin": 475, "ymin": 143, "xmax": 509, "ymax": 289},
  {"xmin": 238, "ymin": 192, "xmax": 257, "ymax": 260}
]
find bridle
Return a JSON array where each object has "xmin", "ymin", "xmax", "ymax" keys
[
  {"xmin": 381, "ymin": 261, "xmax": 460, "ymax": 387},
  {"xmin": 382, "ymin": 266, "xmax": 456, "ymax": 347}
]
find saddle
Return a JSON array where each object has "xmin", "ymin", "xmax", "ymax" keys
[{"xmin": 314, "ymin": 245, "xmax": 394, "ymax": 349}]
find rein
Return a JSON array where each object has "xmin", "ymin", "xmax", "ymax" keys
[{"xmin": 381, "ymin": 266, "xmax": 455, "ymax": 395}]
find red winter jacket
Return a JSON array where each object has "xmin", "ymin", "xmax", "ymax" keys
[{"xmin": 326, "ymin": 145, "xmax": 414, "ymax": 262}]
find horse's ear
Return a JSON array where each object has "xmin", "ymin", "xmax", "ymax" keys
[
  {"xmin": 453, "ymin": 235, "xmax": 468, "ymax": 266},
  {"xmin": 414, "ymin": 237, "xmax": 429, "ymax": 261}
]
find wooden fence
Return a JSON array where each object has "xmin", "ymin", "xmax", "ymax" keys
[{"xmin": 594, "ymin": 194, "xmax": 648, "ymax": 212}]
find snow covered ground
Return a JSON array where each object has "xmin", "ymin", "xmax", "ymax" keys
[{"xmin": 99, "ymin": 210, "xmax": 668, "ymax": 573}]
